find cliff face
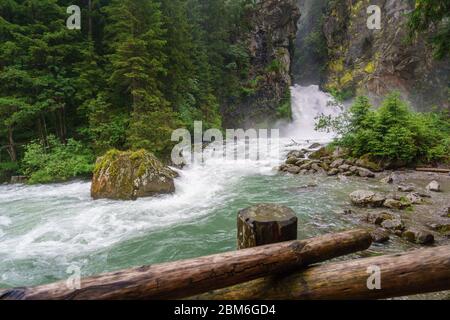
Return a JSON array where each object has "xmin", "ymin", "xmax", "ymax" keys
[
  {"xmin": 322, "ymin": 0, "xmax": 449, "ymax": 110},
  {"xmin": 222, "ymin": 0, "xmax": 300, "ymax": 128},
  {"xmin": 293, "ymin": 0, "xmax": 328, "ymax": 85}
]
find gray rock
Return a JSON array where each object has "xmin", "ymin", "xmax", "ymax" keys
[
  {"xmin": 426, "ymin": 181, "xmax": 441, "ymax": 192},
  {"xmin": 367, "ymin": 212, "xmax": 395, "ymax": 225},
  {"xmin": 350, "ymin": 190, "xmax": 386, "ymax": 207},
  {"xmin": 383, "ymin": 199, "xmax": 411, "ymax": 210},
  {"xmin": 330, "ymin": 159, "xmax": 345, "ymax": 168},
  {"xmin": 402, "ymin": 229, "xmax": 435, "ymax": 245},
  {"xmin": 380, "ymin": 174, "xmax": 394, "ymax": 184},
  {"xmin": 287, "ymin": 150, "xmax": 305, "ymax": 159},
  {"xmin": 286, "ymin": 166, "xmax": 301, "ymax": 174},
  {"xmin": 371, "ymin": 229, "xmax": 390, "ymax": 243},
  {"xmin": 381, "ymin": 219, "xmax": 405, "ymax": 232},
  {"xmin": 338, "ymin": 164, "xmax": 351, "ymax": 172},
  {"xmin": 295, "ymin": 159, "xmax": 309, "ymax": 166},
  {"xmin": 398, "ymin": 185, "xmax": 415, "ymax": 192},
  {"xmin": 299, "ymin": 162, "xmax": 312, "ymax": 170},
  {"xmin": 357, "ymin": 167, "xmax": 375, "ymax": 178},
  {"xmin": 286, "ymin": 157, "xmax": 300, "ymax": 165},
  {"xmin": 406, "ymin": 192, "xmax": 423, "ymax": 205},
  {"xmin": 327, "ymin": 168, "xmax": 339, "ymax": 176}
]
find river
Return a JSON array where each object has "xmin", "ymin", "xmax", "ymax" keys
[{"xmin": 0, "ymin": 85, "xmax": 419, "ymax": 289}]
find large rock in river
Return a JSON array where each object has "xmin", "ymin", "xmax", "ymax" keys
[{"xmin": 91, "ymin": 149, "xmax": 178, "ymax": 201}]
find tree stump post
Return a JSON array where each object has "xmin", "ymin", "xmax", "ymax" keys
[{"xmin": 237, "ymin": 204, "xmax": 298, "ymax": 250}]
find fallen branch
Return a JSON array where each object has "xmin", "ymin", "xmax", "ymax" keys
[{"xmin": 416, "ymin": 167, "xmax": 450, "ymax": 174}]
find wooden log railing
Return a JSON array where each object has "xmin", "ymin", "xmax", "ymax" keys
[
  {"xmin": 191, "ymin": 245, "xmax": 450, "ymax": 300},
  {"xmin": 0, "ymin": 229, "xmax": 372, "ymax": 300}
]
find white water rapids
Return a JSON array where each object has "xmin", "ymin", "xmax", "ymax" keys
[{"xmin": 0, "ymin": 85, "xmax": 345, "ymax": 287}]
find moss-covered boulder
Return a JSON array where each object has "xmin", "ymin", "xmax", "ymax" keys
[{"xmin": 91, "ymin": 149, "xmax": 178, "ymax": 201}]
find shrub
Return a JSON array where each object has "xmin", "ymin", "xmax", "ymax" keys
[
  {"xmin": 21, "ymin": 135, "xmax": 95, "ymax": 184},
  {"xmin": 316, "ymin": 92, "xmax": 450, "ymax": 166}
]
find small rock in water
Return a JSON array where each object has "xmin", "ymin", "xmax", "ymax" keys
[
  {"xmin": 380, "ymin": 174, "xmax": 395, "ymax": 184},
  {"xmin": 357, "ymin": 167, "xmax": 375, "ymax": 178},
  {"xmin": 367, "ymin": 212, "xmax": 395, "ymax": 225},
  {"xmin": 406, "ymin": 192, "xmax": 423, "ymax": 205},
  {"xmin": 350, "ymin": 190, "xmax": 386, "ymax": 207},
  {"xmin": 370, "ymin": 229, "xmax": 390, "ymax": 243},
  {"xmin": 328, "ymin": 168, "xmax": 339, "ymax": 176},
  {"xmin": 381, "ymin": 219, "xmax": 405, "ymax": 232},
  {"xmin": 428, "ymin": 223, "xmax": 450, "ymax": 233},
  {"xmin": 398, "ymin": 185, "xmax": 415, "ymax": 192},
  {"xmin": 426, "ymin": 180, "xmax": 441, "ymax": 192},
  {"xmin": 402, "ymin": 229, "xmax": 435, "ymax": 245},
  {"xmin": 383, "ymin": 199, "xmax": 411, "ymax": 210}
]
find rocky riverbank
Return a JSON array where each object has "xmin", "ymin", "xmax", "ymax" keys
[{"xmin": 278, "ymin": 143, "xmax": 450, "ymax": 250}]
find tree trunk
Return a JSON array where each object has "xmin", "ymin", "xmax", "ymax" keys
[
  {"xmin": 191, "ymin": 245, "xmax": 450, "ymax": 300},
  {"xmin": 7, "ymin": 126, "xmax": 17, "ymax": 162},
  {"xmin": 56, "ymin": 106, "xmax": 67, "ymax": 144},
  {"xmin": 88, "ymin": 0, "xmax": 93, "ymax": 41},
  {"xmin": 0, "ymin": 230, "xmax": 371, "ymax": 300}
]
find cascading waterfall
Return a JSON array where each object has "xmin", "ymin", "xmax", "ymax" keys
[
  {"xmin": 0, "ymin": 84, "xmax": 344, "ymax": 288},
  {"xmin": 282, "ymin": 84, "xmax": 342, "ymax": 142}
]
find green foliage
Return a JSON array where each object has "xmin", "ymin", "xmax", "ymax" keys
[
  {"xmin": 277, "ymin": 90, "xmax": 292, "ymax": 120},
  {"xmin": 21, "ymin": 136, "xmax": 94, "ymax": 184},
  {"xmin": 0, "ymin": 0, "xmax": 287, "ymax": 182},
  {"xmin": 0, "ymin": 161, "xmax": 19, "ymax": 182},
  {"xmin": 408, "ymin": 0, "xmax": 450, "ymax": 59},
  {"xmin": 316, "ymin": 93, "xmax": 450, "ymax": 165}
]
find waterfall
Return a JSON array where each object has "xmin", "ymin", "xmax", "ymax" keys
[{"xmin": 282, "ymin": 84, "xmax": 342, "ymax": 143}]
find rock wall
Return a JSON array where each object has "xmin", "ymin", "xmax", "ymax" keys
[
  {"xmin": 321, "ymin": 0, "xmax": 449, "ymax": 111},
  {"xmin": 222, "ymin": 0, "xmax": 300, "ymax": 128},
  {"xmin": 293, "ymin": 0, "xmax": 329, "ymax": 85}
]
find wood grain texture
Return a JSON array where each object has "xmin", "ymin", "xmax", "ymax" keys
[
  {"xmin": 0, "ymin": 229, "xmax": 371, "ymax": 300},
  {"xmin": 191, "ymin": 245, "xmax": 450, "ymax": 300}
]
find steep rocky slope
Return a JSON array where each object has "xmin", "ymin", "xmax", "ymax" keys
[
  {"xmin": 222, "ymin": 0, "xmax": 300, "ymax": 128},
  {"xmin": 321, "ymin": 0, "xmax": 449, "ymax": 110}
]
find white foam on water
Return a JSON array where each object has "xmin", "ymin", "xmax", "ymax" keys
[{"xmin": 0, "ymin": 85, "xmax": 341, "ymax": 264}]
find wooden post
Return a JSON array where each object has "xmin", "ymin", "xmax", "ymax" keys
[
  {"xmin": 238, "ymin": 204, "xmax": 298, "ymax": 249},
  {"xmin": 0, "ymin": 230, "xmax": 371, "ymax": 300},
  {"xmin": 190, "ymin": 245, "xmax": 450, "ymax": 300}
]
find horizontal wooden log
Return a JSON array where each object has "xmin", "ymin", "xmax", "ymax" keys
[
  {"xmin": 0, "ymin": 229, "xmax": 371, "ymax": 300},
  {"xmin": 416, "ymin": 167, "xmax": 450, "ymax": 174},
  {"xmin": 191, "ymin": 245, "xmax": 450, "ymax": 300}
]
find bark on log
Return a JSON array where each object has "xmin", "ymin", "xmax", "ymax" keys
[
  {"xmin": 0, "ymin": 230, "xmax": 371, "ymax": 300},
  {"xmin": 416, "ymin": 167, "xmax": 450, "ymax": 174},
  {"xmin": 191, "ymin": 245, "xmax": 450, "ymax": 300},
  {"xmin": 237, "ymin": 204, "xmax": 298, "ymax": 249}
]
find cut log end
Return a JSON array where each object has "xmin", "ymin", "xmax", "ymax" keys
[{"xmin": 237, "ymin": 204, "xmax": 298, "ymax": 250}]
